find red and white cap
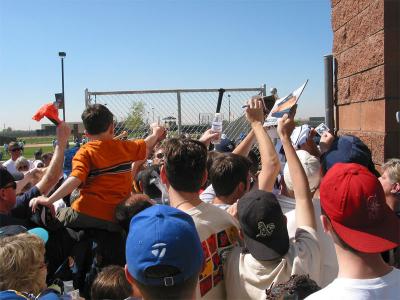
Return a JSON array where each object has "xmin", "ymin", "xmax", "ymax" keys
[{"xmin": 320, "ymin": 163, "xmax": 400, "ymax": 253}]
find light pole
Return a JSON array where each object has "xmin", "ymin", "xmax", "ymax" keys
[
  {"xmin": 228, "ymin": 94, "xmax": 231, "ymax": 123},
  {"xmin": 58, "ymin": 52, "xmax": 66, "ymax": 121}
]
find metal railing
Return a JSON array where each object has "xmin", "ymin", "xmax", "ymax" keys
[{"xmin": 85, "ymin": 86, "xmax": 267, "ymax": 141}]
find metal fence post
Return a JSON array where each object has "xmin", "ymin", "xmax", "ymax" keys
[
  {"xmin": 84, "ymin": 88, "xmax": 89, "ymax": 107},
  {"xmin": 324, "ymin": 55, "xmax": 334, "ymax": 131},
  {"xmin": 262, "ymin": 84, "xmax": 267, "ymax": 96},
  {"xmin": 177, "ymin": 91, "xmax": 182, "ymax": 135}
]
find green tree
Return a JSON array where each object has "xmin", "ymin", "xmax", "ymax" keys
[{"xmin": 125, "ymin": 101, "xmax": 146, "ymax": 132}]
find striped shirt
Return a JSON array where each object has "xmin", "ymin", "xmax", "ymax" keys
[{"xmin": 70, "ymin": 139, "xmax": 146, "ymax": 221}]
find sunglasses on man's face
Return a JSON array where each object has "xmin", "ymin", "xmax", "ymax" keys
[
  {"xmin": 10, "ymin": 148, "xmax": 21, "ymax": 152},
  {"xmin": 17, "ymin": 165, "xmax": 30, "ymax": 172},
  {"xmin": 155, "ymin": 153, "xmax": 165, "ymax": 159},
  {"xmin": 1, "ymin": 181, "xmax": 16, "ymax": 190}
]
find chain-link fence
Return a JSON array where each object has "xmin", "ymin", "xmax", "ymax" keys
[{"xmin": 85, "ymin": 86, "xmax": 266, "ymax": 142}]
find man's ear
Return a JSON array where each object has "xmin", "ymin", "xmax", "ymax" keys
[
  {"xmin": 83, "ymin": 130, "xmax": 92, "ymax": 140},
  {"xmin": 320, "ymin": 215, "xmax": 332, "ymax": 233},
  {"xmin": 160, "ymin": 165, "xmax": 168, "ymax": 185},
  {"xmin": 125, "ymin": 265, "xmax": 142, "ymax": 298},
  {"xmin": 201, "ymin": 170, "xmax": 208, "ymax": 186},
  {"xmin": 0, "ymin": 188, "xmax": 6, "ymax": 199},
  {"xmin": 108, "ymin": 123, "xmax": 114, "ymax": 135},
  {"xmin": 235, "ymin": 182, "xmax": 246, "ymax": 198},
  {"xmin": 391, "ymin": 182, "xmax": 400, "ymax": 194}
]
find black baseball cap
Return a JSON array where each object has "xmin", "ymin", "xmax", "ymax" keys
[
  {"xmin": 0, "ymin": 167, "xmax": 16, "ymax": 189},
  {"xmin": 238, "ymin": 190, "xmax": 289, "ymax": 261}
]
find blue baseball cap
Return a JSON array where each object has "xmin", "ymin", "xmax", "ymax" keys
[
  {"xmin": 0, "ymin": 225, "xmax": 49, "ymax": 244},
  {"xmin": 126, "ymin": 205, "xmax": 203, "ymax": 287},
  {"xmin": 215, "ymin": 134, "xmax": 235, "ymax": 153},
  {"xmin": 321, "ymin": 135, "xmax": 380, "ymax": 177}
]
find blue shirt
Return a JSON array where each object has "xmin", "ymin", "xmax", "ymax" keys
[
  {"xmin": 0, "ymin": 186, "xmax": 41, "ymax": 228},
  {"xmin": 63, "ymin": 146, "xmax": 79, "ymax": 177}
]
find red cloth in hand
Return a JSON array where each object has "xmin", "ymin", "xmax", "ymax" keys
[{"xmin": 32, "ymin": 103, "xmax": 61, "ymax": 125}]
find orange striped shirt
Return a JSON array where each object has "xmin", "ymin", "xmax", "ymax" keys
[{"xmin": 70, "ymin": 139, "xmax": 146, "ymax": 222}]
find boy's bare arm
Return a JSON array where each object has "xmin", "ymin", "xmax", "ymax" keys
[
  {"xmin": 278, "ymin": 112, "xmax": 316, "ymax": 230},
  {"xmin": 144, "ymin": 123, "xmax": 166, "ymax": 157},
  {"xmin": 30, "ymin": 176, "xmax": 82, "ymax": 211}
]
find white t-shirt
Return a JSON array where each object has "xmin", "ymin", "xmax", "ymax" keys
[
  {"xmin": 200, "ymin": 184, "xmax": 232, "ymax": 211},
  {"xmin": 285, "ymin": 198, "xmax": 338, "ymax": 287},
  {"xmin": 185, "ymin": 202, "xmax": 240, "ymax": 300},
  {"xmin": 224, "ymin": 226, "xmax": 320, "ymax": 300},
  {"xmin": 200, "ymin": 184, "xmax": 215, "ymax": 203},
  {"xmin": 3, "ymin": 159, "xmax": 17, "ymax": 175},
  {"xmin": 306, "ymin": 267, "xmax": 400, "ymax": 300}
]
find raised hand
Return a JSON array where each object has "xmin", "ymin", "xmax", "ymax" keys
[
  {"xmin": 245, "ymin": 97, "xmax": 264, "ymax": 124},
  {"xmin": 199, "ymin": 129, "xmax": 220, "ymax": 147},
  {"xmin": 56, "ymin": 122, "xmax": 71, "ymax": 147}
]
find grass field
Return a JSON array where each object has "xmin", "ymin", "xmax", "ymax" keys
[
  {"xmin": 19, "ymin": 136, "xmax": 56, "ymax": 144},
  {"xmin": 19, "ymin": 136, "xmax": 74, "ymax": 144}
]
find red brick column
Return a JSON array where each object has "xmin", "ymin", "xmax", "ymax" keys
[{"xmin": 332, "ymin": 0, "xmax": 400, "ymax": 166}]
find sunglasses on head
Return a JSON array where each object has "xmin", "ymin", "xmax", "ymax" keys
[{"xmin": 1, "ymin": 181, "xmax": 16, "ymax": 190}]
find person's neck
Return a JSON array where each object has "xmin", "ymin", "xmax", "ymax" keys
[
  {"xmin": 168, "ymin": 187, "xmax": 202, "ymax": 211},
  {"xmin": 213, "ymin": 195, "xmax": 236, "ymax": 206},
  {"xmin": 335, "ymin": 244, "xmax": 392, "ymax": 279},
  {"xmin": 88, "ymin": 132, "xmax": 113, "ymax": 141}
]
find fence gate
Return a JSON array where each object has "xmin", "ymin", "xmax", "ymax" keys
[{"xmin": 85, "ymin": 86, "xmax": 266, "ymax": 141}]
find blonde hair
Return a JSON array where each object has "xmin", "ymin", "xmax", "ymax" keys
[
  {"xmin": 383, "ymin": 158, "xmax": 400, "ymax": 184},
  {"xmin": 15, "ymin": 156, "xmax": 30, "ymax": 171},
  {"xmin": 0, "ymin": 233, "xmax": 46, "ymax": 295}
]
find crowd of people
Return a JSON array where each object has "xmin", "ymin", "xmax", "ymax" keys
[{"xmin": 0, "ymin": 98, "xmax": 399, "ymax": 300}]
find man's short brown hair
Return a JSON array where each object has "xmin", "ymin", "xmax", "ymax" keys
[
  {"xmin": 164, "ymin": 138, "xmax": 207, "ymax": 193},
  {"xmin": 91, "ymin": 265, "xmax": 132, "ymax": 300},
  {"xmin": 210, "ymin": 153, "xmax": 251, "ymax": 198}
]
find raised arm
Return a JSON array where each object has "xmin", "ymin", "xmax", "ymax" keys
[
  {"xmin": 144, "ymin": 123, "xmax": 166, "ymax": 158},
  {"xmin": 232, "ymin": 130, "xmax": 256, "ymax": 157},
  {"xmin": 198, "ymin": 129, "xmax": 219, "ymax": 148},
  {"xmin": 245, "ymin": 98, "xmax": 280, "ymax": 192},
  {"xmin": 36, "ymin": 122, "xmax": 71, "ymax": 195},
  {"xmin": 277, "ymin": 112, "xmax": 316, "ymax": 230},
  {"xmin": 114, "ymin": 130, "xmax": 128, "ymax": 140}
]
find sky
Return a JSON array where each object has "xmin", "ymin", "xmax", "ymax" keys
[{"xmin": 0, "ymin": 0, "xmax": 333, "ymax": 130}]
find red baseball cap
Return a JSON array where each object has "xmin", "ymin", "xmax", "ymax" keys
[{"xmin": 320, "ymin": 163, "xmax": 400, "ymax": 253}]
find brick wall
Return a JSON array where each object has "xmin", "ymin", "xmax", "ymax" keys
[{"xmin": 332, "ymin": 0, "xmax": 400, "ymax": 166}]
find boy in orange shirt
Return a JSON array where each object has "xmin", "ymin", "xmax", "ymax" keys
[{"xmin": 31, "ymin": 104, "xmax": 165, "ymax": 231}]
